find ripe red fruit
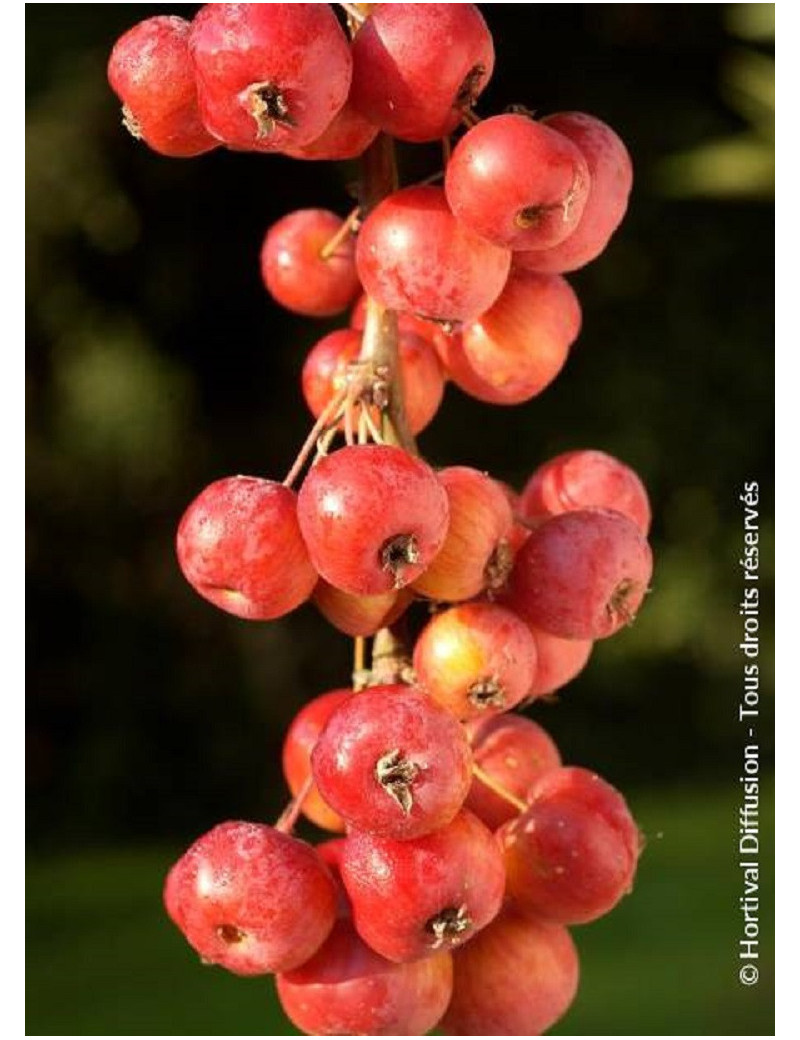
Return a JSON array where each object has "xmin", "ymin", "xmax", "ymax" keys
[
  {"xmin": 313, "ymin": 581, "xmax": 412, "ymax": 639},
  {"xmin": 464, "ymin": 714, "xmax": 562, "ymax": 830},
  {"xmin": 176, "ymin": 476, "xmax": 317, "ymax": 620},
  {"xmin": 260, "ymin": 209, "xmax": 360, "ymax": 318},
  {"xmin": 441, "ymin": 268, "xmax": 581, "ymax": 405},
  {"xmin": 163, "ymin": 821, "xmax": 337, "ymax": 975},
  {"xmin": 189, "ymin": 4, "xmax": 352, "ymax": 152},
  {"xmin": 276, "ymin": 918, "xmax": 453, "ymax": 1036},
  {"xmin": 297, "ymin": 444, "xmax": 449, "ymax": 595},
  {"xmin": 311, "ymin": 685, "xmax": 473, "ymax": 840},
  {"xmin": 350, "ymin": 3, "xmax": 494, "ymax": 143},
  {"xmin": 350, "ymin": 292, "xmax": 455, "ymax": 367},
  {"xmin": 499, "ymin": 766, "xmax": 641, "ymax": 924},
  {"xmin": 520, "ymin": 448, "xmax": 652, "ymax": 535},
  {"xmin": 413, "ymin": 602, "xmax": 537, "ymax": 721},
  {"xmin": 440, "ymin": 905, "xmax": 579, "ymax": 1035},
  {"xmin": 514, "ymin": 111, "xmax": 633, "ymax": 274},
  {"xmin": 283, "ymin": 97, "xmax": 379, "ymax": 161},
  {"xmin": 411, "ymin": 467, "xmax": 514, "ymax": 602},
  {"xmin": 301, "ymin": 327, "xmax": 445, "ymax": 437},
  {"xmin": 356, "ymin": 186, "xmax": 512, "ymax": 324},
  {"xmin": 340, "ymin": 810, "xmax": 506, "ymax": 963},
  {"xmin": 504, "ymin": 508, "xmax": 653, "ymax": 639},
  {"xmin": 107, "ymin": 16, "xmax": 218, "ymax": 158},
  {"xmin": 445, "ymin": 113, "xmax": 591, "ymax": 250},
  {"xmin": 527, "ymin": 624, "xmax": 594, "ymax": 698},
  {"xmin": 282, "ymin": 689, "xmax": 352, "ymax": 833}
]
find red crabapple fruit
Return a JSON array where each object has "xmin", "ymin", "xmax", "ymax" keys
[
  {"xmin": 440, "ymin": 905, "xmax": 579, "ymax": 1035},
  {"xmin": 442, "ymin": 269, "xmax": 581, "ymax": 405},
  {"xmin": 527, "ymin": 625, "xmax": 594, "ymax": 698},
  {"xmin": 499, "ymin": 766, "xmax": 641, "ymax": 924},
  {"xmin": 312, "ymin": 581, "xmax": 412, "ymax": 639},
  {"xmin": 520, "ymin": 448, "xmax": 652, "ymax": 535},
  {"xmin": 311, "ymin": 685, "xmax": 473, "ymax": 840},
  {"xmin": 340, "ymin": 809, "xmax": 506, "ymax": 963},
  {"xmin": 445, "ymin": 113, "xmax": 591, "ymax": 250},
  {"xmin": 350, "ymin": 3, "xmax": 494, "ymax": 143},
  {"xmin": 464, "ymin": 714, "xmax": 562, "ymax": 830},
  {"xmin": 189, "ymin": 4, "xmax": 352, "ymax": 152},
  {"xmin": 411, "ymin": 466, "xmax": 514, "ymax": 601},
  {"xmin": 260, "ymin": 209, "xmax": 360, "ymax": 318},
  {"xmin": 301, "ymin": 327, "xmax": 445, "ymax": 436},
  {"xmin": 284, "ymin": 96, "xmax": 379, "ymax": 161},
  {"xmin": 413, "ymin": 602, "xmax": 537, "ymax": 721},
  {"xmin": 514, "ymin": 111, "xmax": 633, "ymax": 274},
  {"xmin": 504, "ymin": 507, "xmax": 653, "ymax": 639},
  {"xmin": 164, "ymin": 821, "xmax": 337, "ymax": 975},
  {"xmin": 276, "ymin": 918, "xmax": 453, "ymax": 1036},
  {"xmin": 107, "ymin": 16, "xmax": 218, "ymax": 158},
  {"xmin": 282, "ymin": 689, "xmax": 352, "ymax": 833},
  {"xmin": 297, "ymin": 444, "xmax": 449, "ymax": 595},
  {"xmin": 176, "ymin": 476, "xmax": 317, "ymax": 620},
  {"xmin": 356, "ymin": 186, "xmax": 512, "ymax": 324}
]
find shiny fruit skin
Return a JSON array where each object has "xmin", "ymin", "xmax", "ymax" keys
[
  {"xmin": 445, "ymin": 269, "xmax": 581, "ymax": 405},
  {"xmin": 340, "ymin": 810, "xmax": 506, "ymax": 963},
  {"xmin": 514, "ymin": 111, "xmax": 633, "ymax": 274},
  {"xmin": 276, "ymin": 918, "xmax": 453, "ymax": 1036},
  {"xmin": 163, "ymin": 821, "xmax": 337, "ymax": 975},
  {"xmin": 260, "ymin": 209, "xmax": 360, "ymax": 318},
  {"xmin": 464, "ymin": 714, "xmax": 562, "ymax": 830},
  {"xmin": 440, "ymin": 905, "xmax": 579, "ymax": 1035},
  {"xmin": 284, "ymin": 97, "xmax": 379, "ymax": 161},
  {"xmin": 445, "ymin": 113, "xmax": 591, "ymax": 250},
  {"xmin": 313, "ymin": 581, "xmax": 412, "ymax": 639},
  {"xmin": 107, "ymin": 16, "xmax": 218, "ymax": 157},
  {"xmin": 527, "ymin": 625, "xmax": 594, "ymax": 698},
  {"xmin": 356, "ymin": 186, "xmax": 512, "ymax": 324},
  {"xmin": 350, "ymin": 3, "xmax": 494, "ymax": 143},
  {"xmin": 189, "ymin": 4, "xmax": 352, "ymax": 152},
  {"xmin": 311, "ymin": 685, "xmax": 473, "ymax": 840},
  {"xmin": 520, "ymin": 448, "xmax": 652, "ymax": 535},
  {"xmin": 412, "ymin": 466, "xmax": 514, "ymax": 602},
  {"xmin": 413, "ymin": 602, "xmax": 537, "ymax": 721},
  {"xmin": 297, "ymin": 444, "xmax": 450, "ymax": 595},
  {"xmin": 504, "ymin": 507, "xmax": 653, "ymax": 639},
  {"xmin": 500, "ymin": 766, "xmax": 641, "ymax": 924},
  {"xmin": 176, "ymin": 476, "xmax": 317, "ymax": 620},
  {"xmin": 282, "ymin": 690, "xmax": 352, "ymax": 833}
]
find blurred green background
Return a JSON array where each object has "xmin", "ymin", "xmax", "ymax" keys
[{"xmin": 26, "ymin": 4, "xmax": 774, "ymax": 1035}]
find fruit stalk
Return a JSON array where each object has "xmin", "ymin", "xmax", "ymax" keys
[{"xmin": 357, "ymin": 134, "xmax": 417, "ymax": 454}]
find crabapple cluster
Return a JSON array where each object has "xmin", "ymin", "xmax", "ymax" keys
[{"xmin": 109, "ymin": 3, "xmax": 651, "ymax": 1034}]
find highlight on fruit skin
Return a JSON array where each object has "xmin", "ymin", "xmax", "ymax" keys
[{"xmin": 163, "ymin": 821, "xmax": 338, "ymax": 976}]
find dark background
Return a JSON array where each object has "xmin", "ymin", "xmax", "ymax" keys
[{"xmin": 27, "ymin": 4, "xmax": 774, "ymax": 1035}]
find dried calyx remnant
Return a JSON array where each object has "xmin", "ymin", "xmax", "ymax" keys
[
  {"xmin": 426, "ymin": 904, "xmax": 472, "ymax": 948},
  {"xmin": 248, "ymin": 81, "xmax": 296, "ymax": 137},
  {"xmin": 380, "ymin": 534, "xmax": 420, "ymax": 586},
  {"xmin": 375, "ymin": 748, "xmax": 420, "ymax": 814}
]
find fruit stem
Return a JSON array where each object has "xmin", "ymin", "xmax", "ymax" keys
[
  {"xmin": 352, "ymin": 636, "xmax": 371, "ymax": 690},
  {"xmin": 319, "ymin": 205, "xmax": 362, "ymax": 261},
  {"xmin": 357, "ymin": 134, "xmax": 418, "ymax": 455},
  {"xmin": 370, "ymin": 625, "xmax": 415, "ymax": 686},
  {"xmin": 282, "ymin": 383, "xmax": 351, "ymax": 488},
  {"xmin": 471, "ymin": 763, "xmax": 527, "ymax": 813},
  {"xmin": 275, "ymin": 772, "xmax": 315, "ymax": 834}
]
